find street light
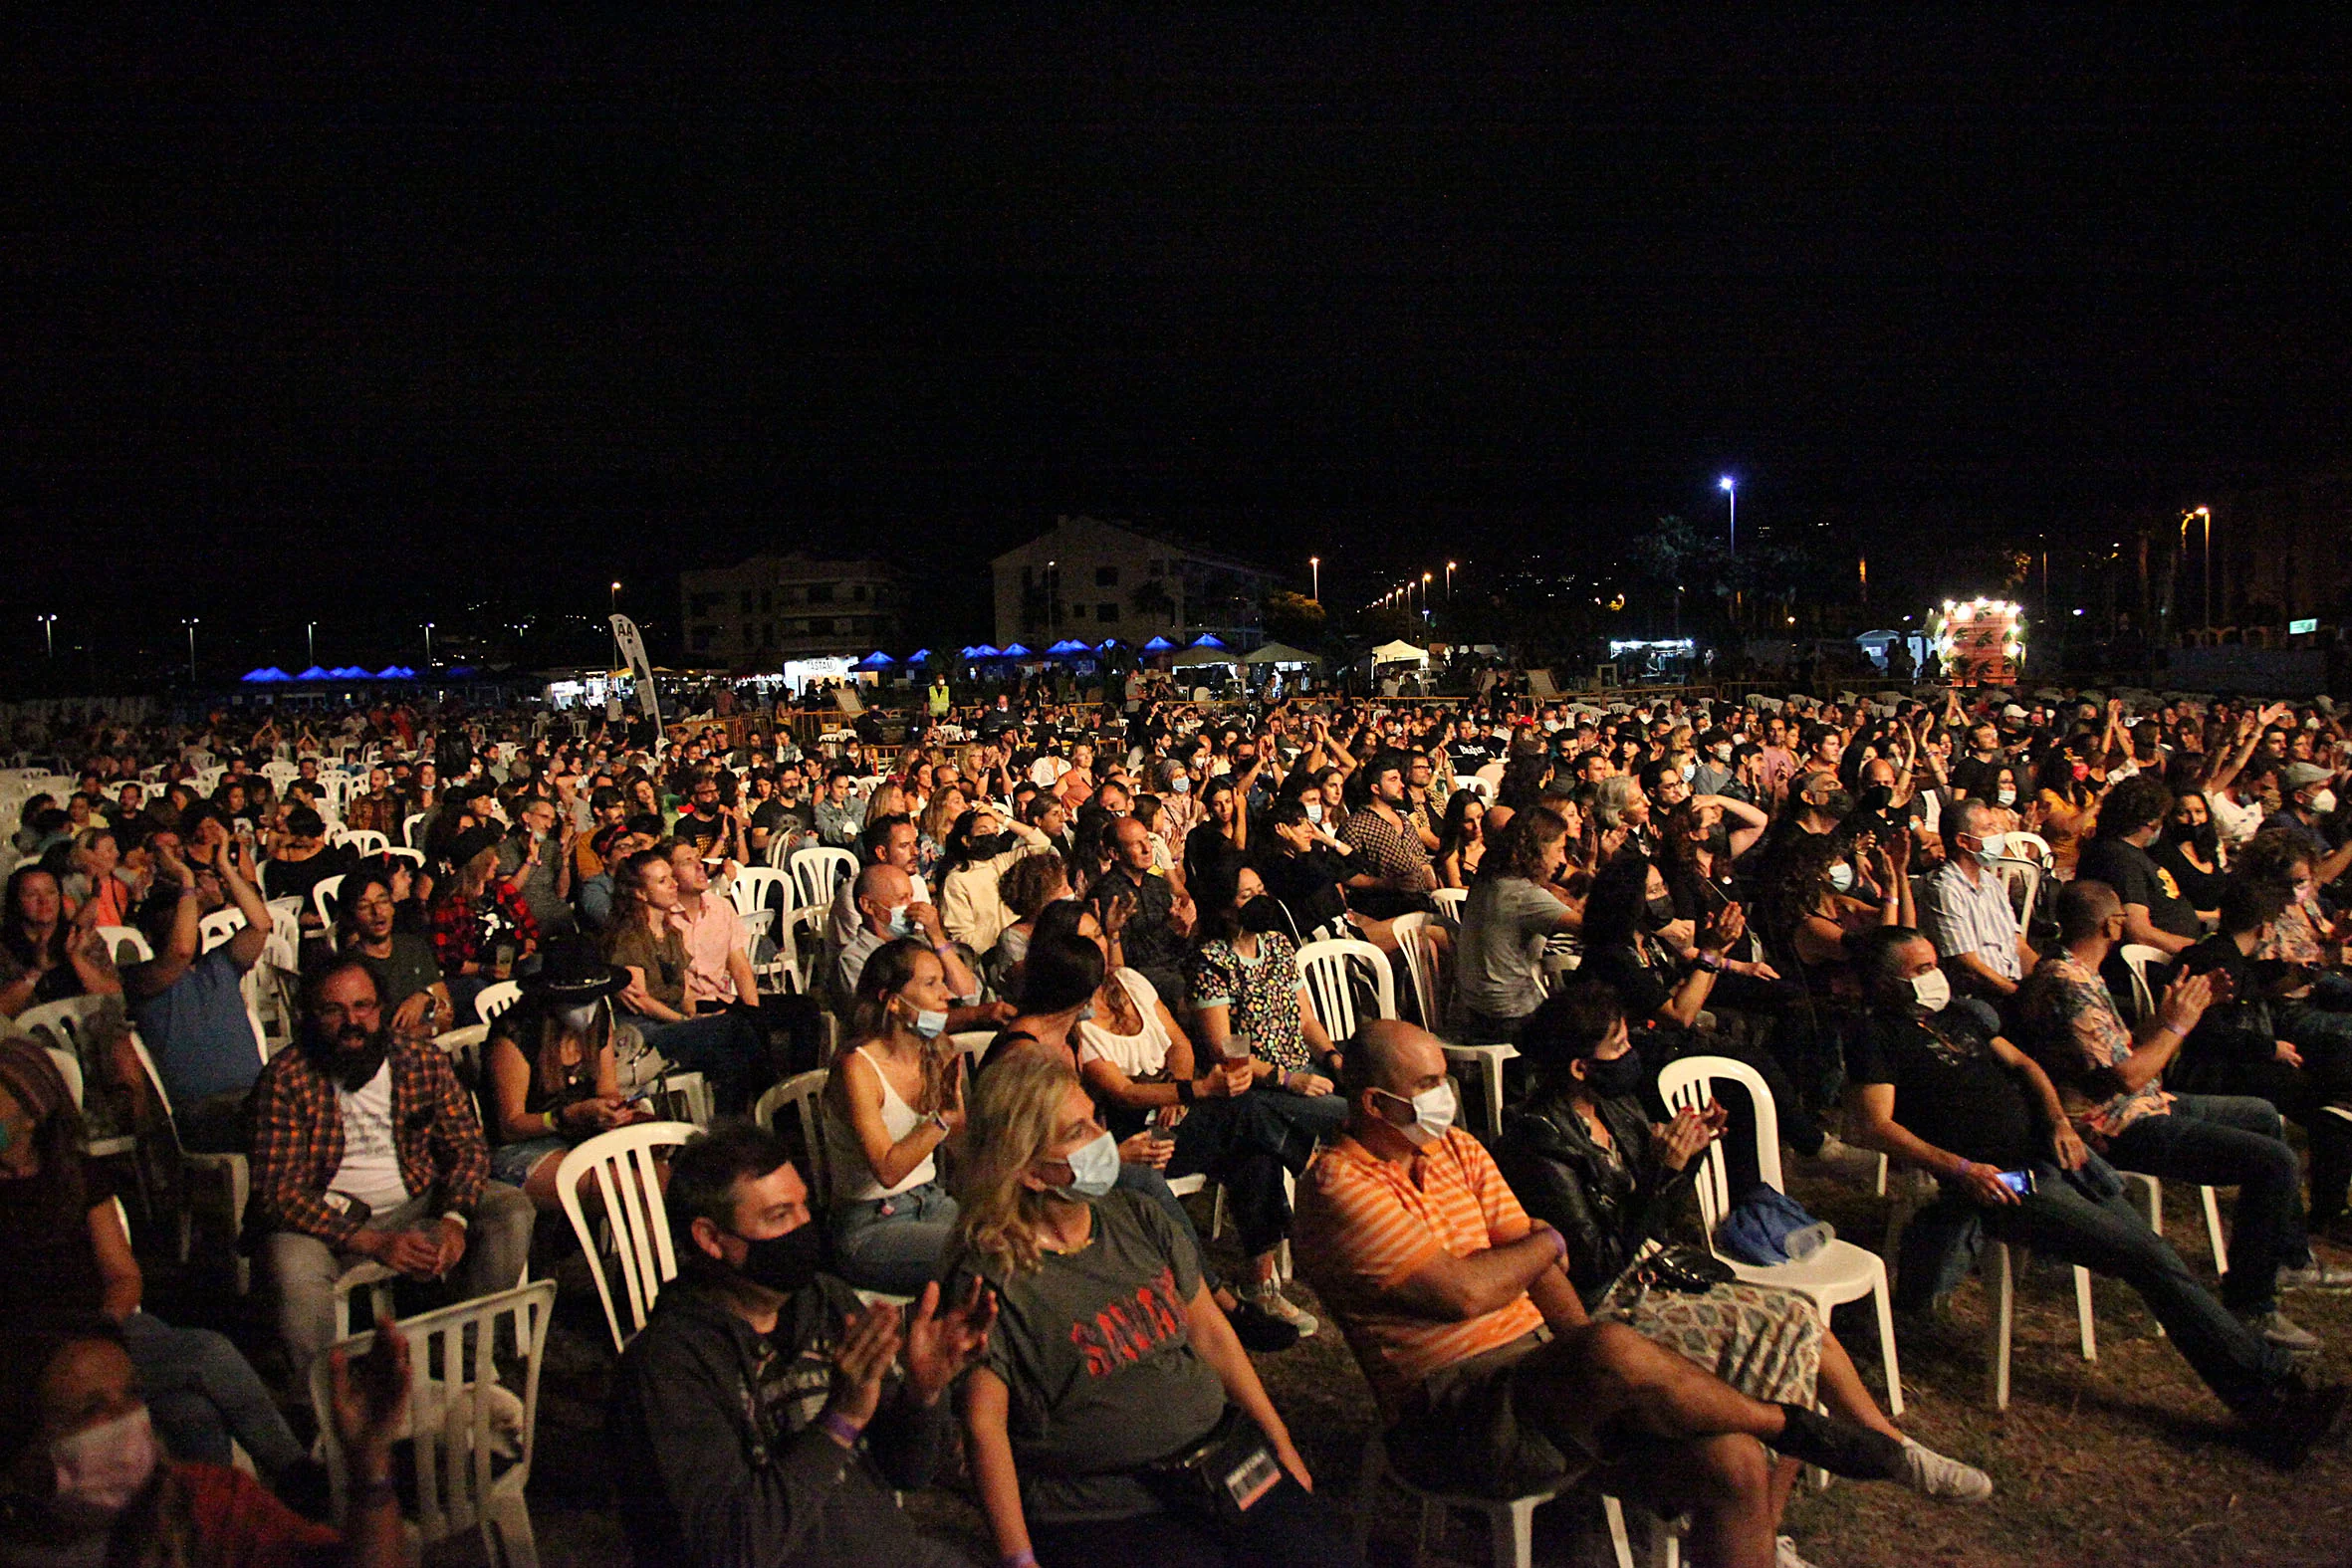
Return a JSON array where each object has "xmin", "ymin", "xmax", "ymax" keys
[
  {"xmin": 1421, "ymin": 572, "xmax": 1433, "ymax": 620},
  {"xmin": 1719, "ymin": 476, "xmax": 1737, "ymax": 557},
  {"xmin": 1445, "ymin": 561, "xmax": 1456, "ymax": 600},
  {"xmin": 1309, "ymin": 557, "xmax": 1320, "ymax": 602},
  {"xmin": 609, "ymin": 580, "xmax": 624, "ymax": 670},
  {"xmin": 2193, "ymin": 507, "xmax": 2213, "ymax": 629},
  {"xmin": 181, "ymin": 618, "xmax": 199, "ymax": 682},
  {"xmin": 37, "ymin": 614, "xmax": 56, "ymax": 658},
  {"xmin": 423, "ymin": 622, "xmax": 434, "ymax": 666},
  {"xmin": 306, "ymin": 620, "xmax": 317, "ymax": 667}
]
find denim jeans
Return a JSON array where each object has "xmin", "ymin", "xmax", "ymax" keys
[
  {"xmin": 831, "ymin": 1179, "xmax": 959, "ymax": 1295},
  {"xmin": 2170, "ymin": 1044, "xmax": 2352, "ymax": 1227},
  {"xmin": 1897, "ymin": 1162, "xmax": 2294, "ymax": 1413},
  {"xmin": 2103, "ymin": 1094, "xmax": 2307, "ymax": 1313},
  {"xmin": 1165, "ymin": 1092, "xmax": 1330, "ymax": 1258},
  {"xmin": 629, "ymin": 1008, "xmax": 768, "ymax": 1115},
  {"xmin": 1027, "ymin": 1471, "xmax": 1352, "ymax": 1568},
  {"xmin": 120, "ymin": 1311, "xmax": 305, "ymax": 1476}
]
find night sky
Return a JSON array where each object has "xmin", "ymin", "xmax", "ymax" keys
[{"xmin": 8, "ymin": 13, "xmax": 2350, "ymax": 676}]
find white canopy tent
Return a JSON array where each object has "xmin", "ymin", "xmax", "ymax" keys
[
  {"xmin": 1242, "ymin": 641, "xmax": 1323, "ymax": 667},
  {"xmin": 1368, "ymin": 639, "xmax": 1429, "ymax": 666}
]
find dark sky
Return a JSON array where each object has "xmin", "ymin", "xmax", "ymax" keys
[{"xmin": 8, "ymin": 13, "xmax": 2350, "ymax": 671}]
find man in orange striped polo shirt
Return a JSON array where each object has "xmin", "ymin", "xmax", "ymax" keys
[{"xmin": 1296, "ymin": 1021, "xmax": 1921, "ymax": 1568}]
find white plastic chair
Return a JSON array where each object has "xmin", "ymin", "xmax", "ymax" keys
[
  {"xmin": 1294, "ymin": 936, "xmax": 1397, "ymax": 1047},
  {"xmin": 556, "ymin": 1121, "xmax": 700, "ymax": 1353},
  {"xmin": 474, "ymin": 981, "xmax": 524, "ymax": 1022},
  {"xmin": 1350, "ymin": 1421, "xmax": 1663, "ymax": 1568},
  {"xmin": 311, "ymin": 873, "xmax": 348, "ymax": 927},
  {"xmin": 311, "ymin": 1279, "xmax": 557, "ymax": 1568},
  {"xmin": 402, "ymin": 812, "xmax": 427, "ymax": 848},
  {"xmin": 122, "ymin": 1030, "xmax": 255, "ymax": 1293},
  {"xmin": 726, "ymin": 865, "xmax": 794, "ymax": 924},
  {"xmin": 752, "ymin": 1070, "xmax": 833, "ymax": 1200},
  {"xmin": 14, "ymin": 997, "xmax": 140, "ymax": 1160},
  {"xmin": 789, "ymin": 846, "xmax": 858, "ymax": 916},
  {"xmin": 1429, "ymin": 886, "xmax": 1469, "ymax": 923},
  {"xmin": 1659, "ymin": 1054, "xmax": 1903, "ymax": 1415},
  {"xmin": 97, "ymin": 925, "xmax": 154, "ymax": 965},
  {"xmin": 341, "ymin": 828, "xmax": 389, "ymax": 857},
  {"xmin": 1390, "ymin": 911, "xmax": 1445, "ymax": 1032},
  {"xmin": 198, "ymin": 907, "xmax": 249, "ymax": 954},
  {"xmin": 2115, "ymin": 944, "xmax": 2231, "ymax": 1272}
]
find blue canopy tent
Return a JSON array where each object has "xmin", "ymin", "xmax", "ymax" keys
[
  {"xmin": 375, "ymin": 665, "xmax": 413, "ymax": 680},
  {"xmin": 851, "ymin": 651, "xmax": 897, "ymax": 672},
  {"xmin": 1188, "ymin": 634, "xmax": 1229, "ymax": 650},
  {"xmin": 906, "ymin": 648, "xmax": 933, "ymax": 664},
  {"xmin": 240, "ymin": 667, "xmax": 294, "ymax": 684},
  {"xmin": 999, "ymin": 643, "xmax": 1033, "ymax": 660},
  {"xmin": 1140, "ymin": 635, "xmax": 1177, "ymax": 653},
  {"xmin": 961, "ymin": 644, "xmax": 1000, "ymax": 659},
  {"xmin": 293, "ymin": 666, "xmax": 330, "ymax": 681},
  {"xmin": 1045, "ymin": 638, "xmax": 1094, "ymax": 658}
]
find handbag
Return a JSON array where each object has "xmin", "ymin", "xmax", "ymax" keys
[
  {"xmin": 1140, "ymin": 1406, "xmax": 1285, "ymax": 1520},
  {"xmin": 1631, "ymin": 1241, "xmax": 1736, "ymax": 1295}
]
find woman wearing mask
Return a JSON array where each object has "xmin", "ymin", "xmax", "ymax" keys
[
  {"xmin": 2154, "ymin": 790, "xmax": 2230, "ymax": 909},
  {"xmin": 1152, "ymin": 759, "xmax": 1204, "ymax": 860},
  {"xmin": 940, "ymin": 805, "xmax": 1053, "ymax": 954},
  {"xmin": 950, "ymin": 1053, "xmax": 1347, "ymax": 1568},
  {"xmin": 1183, "ymin": 862, "xmax": 1348, "ymax": 1118},
  {"xmin": 823, "ymin": 939, "xmax": 969, "ymax": 1294},
  {"xmin": 1183, "ymin": 775, "xmax": 1249, "ymax": 894},
  {"xmin": 484, "ymin": 940, "xmax": 650, "ymax": 1211},
  {"xmin": 1456, "ymin": 805, "xmax": 1583, "ymax": 1043},
  {"xmin": 1491, "ymin": 984, "xmax": 1989, "ymax": 1556}
]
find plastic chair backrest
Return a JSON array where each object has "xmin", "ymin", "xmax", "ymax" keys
[
  {"xmin": 97, "ymin": 926, "xmax": 154, "ymax": 966},
  {"xmin": 475, "ymin": 982, "xmax": 523, "ymax": 1021},
  {"xmin": 1455, "ymin": 776, "xmax": 1496, "ymax": 803},
  {"xmin": 2118, "ymin": 944, "xmax": 2168, "ymax": 1024},
  {"xmin": 17, "ymin": 995, "xmax": 110, "ymax": 1072},
  {"xmin": 752, "ymin": 1069, "xmax": 831, "ymax": 1198},
  {"xmin": 790, "ymin": 847, "xmax": 858, "ymax": 916},
  {"xmin": 727, "ymin": 866, "xmax": 794, "ymax": 925},
  {"xmin": 556, "ymin": 1121, "xmax": 699, "ymax": 1352},
  {"xmin": 1389, "ymin": 911, "xmax": 1445, "ymax": 1030},
  {"xmin": 1294, "ymin": 937, "xmax": 1397, "ymax": 1046},
  {"xmin": 383, "ymin": 846, "xmax": 424, "ymax": 868},
  {"xmin": 341, "ymin": 829, "xmax": 389, "ymax": 857},
  {"xmin": 312, "ymin": 874, "xmax": 348, "ymax": 927},
  {"xmin": 1657, "ymin": 1054, "xmax": 1784, "ymax": 1237},
  {"xmin": 402, "ymin": 812, "xmax": 427, "ymax": 848},
  {"xmin": 198, "ymin": 908, "xmax": 248, "ymax": 954},
  {"xmin": 309, "ymin": 1279, "xmax": 557, "ymax": 1550},
  {"xmin": 1429, "ymin": 887, "xmax": 1468, "ymax": 922}
]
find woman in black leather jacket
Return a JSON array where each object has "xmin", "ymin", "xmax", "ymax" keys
[{"xmin": 1493, "ymin": 983, "xmax": 1991, "ymax": 1526}]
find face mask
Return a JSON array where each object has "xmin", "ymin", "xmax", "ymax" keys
[
  {"xmin": 897, "ymin": 1000, "xmax": 948, "ymax": 1039},
  {"xmin": 970, "ymin": 830, "xmax": 1017, "ymax": 858},
  {"xmin": 1580, "ymin": 1051, "xmax": 1648, "ymax": 1099},
  {"xmin": 1815, "ymin": 789, "xmax": 1853, "ymax": 820},
  {"xmin": 1711, "ymin": 743, "xmax": 1734, "ymax": 762},
  {"xmin": 1995, "ymin": 787, "xmax": 2016, "ymax": 805},
  {"xmin": 1169, "ymin": 776, "xmax": 1191, "ymax": 794},
  {"xmin": 1074, "ymin": 1000, "xmax": 1097, "ymax": 1024},
  {"xmin": 48, "ymin": 1406, "xmax": 159, "ymax": 1524},
  {"xmin": 1909, "ymin": 968, "xmax": 1952, "ymax": 1012},
  {"xmin": 1049, "ymin": 1130, "xmax": 1120, "ymax": 1199},
  {"xmin": 1304, "ymin": 802, "xmax": 1323, "ymax": 823},
  {"xmin": 2310, "ymin": 789, "xmax": 2339, "ymax": 816},
  {"xmin": 1643, "ymin": 893, "xmax": 1679, "ymax": 929},
  {"xmin": 1964, "ymin": 837, "xmax": 2000, "ymax": 871},
  {"xmin": 1376, "ymin": 1082, "xmax": 1458, "ymax": 1144},
  {"xmin": 887, "ymin": 904, "xmax": 917, "ymax": 938},
  {"xmin": 730, "ymin": 1221, "xmax": 825, "ymax": 1295},
  {"xmin": 1239, "ymin": 896, "xmax": 1288, "ymax": 935},
  {"xmin": 1828, "ymin": 862, "xmax": 1855, "ymax": 893},
  {"xmin": 558, "ymin": 1002, "xmax": 601, "ymax": 1034},
  {"xmin": 2070, "ymin": 763, "xmax": 2090, "ymax": 783}
]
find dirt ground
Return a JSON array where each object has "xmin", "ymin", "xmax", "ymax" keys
[{"xmin": 158, "ymin": 1166, "xmax": 2352, "ymax": 1567}]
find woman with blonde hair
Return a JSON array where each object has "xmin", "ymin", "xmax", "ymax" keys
[
  {"xmin": 823, "ymin": 936, "xmax": 968, "ymax": 1293},
  {"xmin": 949, "ymin": 1052, "xmax": 1345, "ymax": 1568}
]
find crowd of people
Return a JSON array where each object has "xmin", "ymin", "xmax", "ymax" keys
[{"xmin": 2, "ymin": 675, "xmax": 2350, "ymax": 1565}]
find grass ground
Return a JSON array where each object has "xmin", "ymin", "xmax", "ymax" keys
[{"xmin": 155, "ymin": 1167, "xmax": 2352, "ymax": 1566}]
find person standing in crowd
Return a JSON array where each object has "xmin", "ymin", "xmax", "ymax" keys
[{"xmin": 609, "ymin": 1120, "xmax": 996, "ymax": 1568}]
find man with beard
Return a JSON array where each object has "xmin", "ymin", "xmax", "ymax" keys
[
  {"xmin": 608, "ymin": 1120, "xmax": 996, "ymax": 1568},
  {"xmin": 250, "ymin": 959, "xmax": 534, "ymax": 1378}
]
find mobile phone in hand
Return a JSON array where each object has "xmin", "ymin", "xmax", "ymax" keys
[{"xmin": 1994, "ymin": 1169, "xmax": 2035, "ymax": 1197}]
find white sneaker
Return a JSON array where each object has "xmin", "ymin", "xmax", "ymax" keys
[
  {"xmin": 1775, "ymin": 1535, "xmax": 1821, "ymax": 1568},
  {"xmin": 1245, "ymin": 1283, "xmax": 1318, "ymax": 1339},
  {"xmin": 1804, "ymin": 1135, "xmax": 1883, "ymax": 1188},
  {"xmin": 2278, "ymin": 1260, "xmax": 2352, "ymax": 1291},
  {"xmin": 1899, "ymin": 1437, "xmax": 1994, "ymax": 1501}
]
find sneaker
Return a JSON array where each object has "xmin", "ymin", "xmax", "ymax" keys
[
  {"xmin": 1897, "ymin": 1438, "xmax": 1994, "ymax": 1502},
  {"xmin": 2317, "ymin": 1100, "xmax": 2352, "ymax": 1126},
  {"xmin": 2244, "ymin": 1377, "xmax": 2349, "ymax": 1470},
  {"xmin": 1245, "ymin": 1283, "xmax": 1319, "ymax": 1339},
  {"xmin": 1775, "ymin": 1535, "xmax": 1821, "ymax": 1568},
  {"xmin": 1223, "ymin": 1297, "xmax": 1303, "ymax": 1353},
  {"xmin": 1802, "ymin": 1135, "xmax": 1883, "ymax": 1188},
  {"xmin": 2237, "ymin": 1308, "xmax": 2322, "ymax": 1352},
  {"xmin": 2277, "ymin": 1260, "xmax": 2352, "ymax": 1291}
]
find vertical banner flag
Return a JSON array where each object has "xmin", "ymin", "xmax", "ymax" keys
[{"xmin": 609, "ymin": 614, "xmax": 663, "ymax": 728}]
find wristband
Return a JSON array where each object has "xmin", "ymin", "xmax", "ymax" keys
[
  {"xmin": 818, "ymin": 1411, "xmax": 864, "ymax": 1450},
  {"xmin": 1175, "ymin": 1077, "xmax": 1195, "ymax": 1103},
  {"xmin": 1540, "ymin": 1226, "xmax": 1567, "ymax": 1267}
]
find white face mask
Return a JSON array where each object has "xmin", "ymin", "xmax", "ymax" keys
[
  {"xmin": 1680, "ymin": 762, "xmax": 1697, "ymax": 781},
  {"xmin": 2309, "ymin": 788, "xmax": 2338, "ymax": 816},
  {"xmin": 558, "ymin": 1002, "xmax": 601, "ymax": 1034},
  {"xmin": 1995, "ymin": 787, "xmax": 2016, "ymax": 805},
  {"xmin": 1909, "ymin": 968, "xmax": 1953, "ymax": 1013},
  {"xmin": 1304, "ymin": 803, "xmax": 1323, "ymax": 824},
  {"xmin": 1378, "ymin": 1082, "xmax": 1458, "ymax": 1145},
  {"xmin": 1828, "ymin": 862, "xmax": 1855, "ymax": 894},
  {"xmin": 49, "ymin": 1406, "xmax": 159, "ymax": 1524},
  {"xmin": 1050, "ymin": 1130, "xmax": 1120, "ymax": 1199}
]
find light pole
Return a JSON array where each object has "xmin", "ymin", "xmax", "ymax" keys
[
  {"xmin": 609, "ymin": 581, "xmax": 623, "ymax": 669},
  {"xmin": 1719, "ymin": 476, "xmax": 1737, "ymax": 557},
  {"xmin": 423, "ymin": 622, "xmax": 434, "ymax": 667},
  {"xmin": 181, "ymin": 618, "xmax": 199, "ymax": 682},
  {"xmin": 2194, "ymin": 507, "xmax": 2212, "ymax": 629},
  {"xmin": 37, "ymin": 614, "xmax": 56, "ymax": 658},
  {"xmin": 306, "ymin": 620, "xmax": 317, "ymax": 668},
  {"xmin": 1421, "ymin": 572, "xmax": 1433, "ymax": 622},
  {"xmin": 1309, "ymin": 557, "xmax": 1320, "ymax": 602},
  {"xmin": 1445, "ymin": 561, "xmax": 1456, "ymax": 600}
]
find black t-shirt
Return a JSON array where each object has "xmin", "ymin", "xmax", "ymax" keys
[
  {"xmin": 2077, "ymin": 837, "xmax": 2203, "ymax": 941},
  {"xmin": 1847, "ymin": 1007, "xmax": 2039, "ymax": 1170},
  {"xmin": 1580, "ymin": 941, "xmax": 1674, "ymax": 1027},
  {"xmin": 1949, "ymin": 755, "xmax": 2006, "ymax": 801},
  {"xmin": 1252, "ymin": 844, "xmax": 1349, "ymax": 937},
  {"xmin": 0, "ymin": 1140, "xmax": 113, "ymax": 1327}
]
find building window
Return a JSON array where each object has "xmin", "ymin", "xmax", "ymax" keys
[
  {"xmin": 810, "ymin": 583, "xmax": 835, "ymax": 604},
  {"xmin": 691, "ymin": 591, "xmax": 724, "ymax": 615},
  {"xmin": 810, "ymin": 616, "xmax": 834, "ymax": 636},
  {"xmin": 1097, "ymin": 603, "xmax": 1119, "ymax": 622},
  {"xmin": 691, "ymin": 626, "xmax": 716, "ymax": 653},
  {"xmin": 1095, "ymin": 565, "xmax": 1119, "ymax": 587},
  {"xmin": 852, "ymin": 583, "xmax": 867, "ymax": 601},
  {"xmin": 760, "ymin": 589, "xmax": 773, "ymax": 613}
]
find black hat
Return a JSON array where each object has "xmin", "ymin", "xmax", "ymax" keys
[
  {"xmin": 448, "ymin": 824, "xmax": 504, "ymax": 870},
  {"xmin": 523, "ymin": 936, "xmax": 628, "ymax": 1001}
]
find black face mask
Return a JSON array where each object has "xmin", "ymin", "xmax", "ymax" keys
[
  {"xmin": 1580, "ymin": 1051, "xmax": 1648, "ymax": 1099},
  {"xmin": 2163, "ymin": 819, "xmax": 2221, "ymax": 858},
  {"xmin": 1643, "ymin": 893, "xmax": 1679, "ymax": 930},
  {"xmin": 1857, "ymin": 784, "xmax": 1894, "ymax": 815},
  {"xmin": 730, "ymin": 1222, "xmax": 824, "ymax": 1295},
  {"xmin": 1814, "ymin": 788, "xmax": 1854, "ymax": 820},
  {"xmin": 1238, "ymin": 897, "xmax": 1288, "ymax": 935}
]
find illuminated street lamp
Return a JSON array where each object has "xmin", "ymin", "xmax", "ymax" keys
[
  {"xmin": 609, "ymin": 580, "xmax": 624, "ymax": 669},
  {"xmin": 1445, "ymin": 561, "xmax": 1456, "ymax": 600},
  {"xmin": 37, "ymin": 613, "xmax": 56, "ymax": 658},
  {"xmin": 1719, "ymin": 476, "xmax": 1738, "ymax": 557},
  {"xmin": 181, "ymin": 618, "xmax": 199, "ymax": 681},
  {"xmin": 1309, "ymin": 557, "xmax": 1320, "ymax": 602}
]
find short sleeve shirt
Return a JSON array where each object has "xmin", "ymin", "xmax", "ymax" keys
[
  {"xmin": 2077, "ymin": 838, "xmax": 2202, "ymax": 943},
  {"xmin": 1294, "ymin": 1130, "xmax": 1545, "ymax": 1416},
  {"xmin": 1456, "ymin": 875, "xmax": 1566, "ymax": 1021},
  {"xmin": 1846, "ymin": 1007, "xmax": 2038, "ymax": 1171},
  {"xmin": 2017, "ymin": 953, "xmax": 2173, "ymax": 1139},
  {"xmin": 1183, "ymin": 932, "xmax": 1310, "ymax": 1072},
  {"xmin": 1917, "ymin": 859, "xmax": 2023, "ymax": 981},
  {"xmin": 132, "ymin": 946, "xmax": 262, "ymax": 1105}
]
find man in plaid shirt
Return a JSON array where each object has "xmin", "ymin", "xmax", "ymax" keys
[{"xmin": 251, "ymin": 957, "xmax": 534, "ymax": 1378}]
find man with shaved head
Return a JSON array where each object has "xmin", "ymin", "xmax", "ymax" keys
[
  {"xmin": 831, "ymin": 862, "xmax": 1003, "ymax": 1033},
  {"xmin": 1295, "ymin": 1019, "xmax": 1960, "ymax": 1568}
]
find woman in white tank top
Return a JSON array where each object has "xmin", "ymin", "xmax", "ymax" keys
[{"xmin": 824, "ymin": 938, "xmax": 967, "ymax": 1294}]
